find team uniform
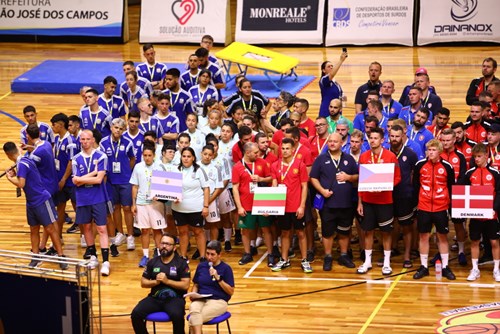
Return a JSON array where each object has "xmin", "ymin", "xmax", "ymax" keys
[
  {"xmin": 392, "ymin": 146, "xmax": 418, "ymax": 225},
  {"xmin": 154, "ymin": 113, "xmax": 180, "ymax": 147},
  {"xmin": 199, "ymin": 161, "xmax": 224, "ymax": 223},
  {"xmin": 487, "ymin": 145, "xmax": 500, "ymax": 170},
  {"xmin": 136, "ymin": 62, "xmax": 167, "ymax": 84},
  {"xmin": 79, "ymin": 106, "xmax": 113, "ymax": 138},
  {"xmin": 407, "ymin": 127, "xmax": 434, "ymax": 156},
  {"xmin": 355, "ymin": 80, "xmax": 382, "ymax": 111},
  {"xmin": 213, "ymin": 154, "xmax": 236, "ymax": 214},
  {"xmin": 53, "ymin": 132, "xmax": 78, "ymax": 205},
  {"xmin": 123, "ymin": 129, "xmax": 145, "ymax": 163},
  {"xmin": 21, "ymin": 121, "xmax": 54, "ymax": 145},
  {"xmin": 182, "ymin": 128, "xmax": 206, "ymax": 161},
  {"xmin": 125, "ymin": 86, "xmax": 149, "ymax": 113},
  {"xmin": 426, "ymin": 124, "xmax": 450, "ymax": 140},
  {"xmin": 224, "ymin": 94, "xmax": 266, "ymax": 117},
  {"xmin": 466, "ymin": 75, "xmax": 498, "ymax": 105},
  {"xmin": 120, "ymin": 78, "xmax": 153, "ymax": 105},
  {"xmin": 309, "ymin": 135, "xmax": 328, "ymax": 161},
  {"xmin": 464, "ymin": 120, "xmax": 491, "ymax": 143},
  {"xmin": 29, "ymin": 140, "xmax": 59, "ymax": 197},
  {"xmin": 188, "ymin": 85, "xmax": 220, "ymax": 115},
  {"xmin": 180, "ymin": 69, "xmax": 200, "ymax": 92},
  {"xmin": 401, "ymin": 93, "xmax": 442, "ymax": 117},
  {"xmin": 399, "ymin": 85, "xmax": 437, "ymax": 105},
  {"xmin": 162, "ymin": 88, "xmax": 192, "ymax": 132},
  {"xmin": 327, "ymin": 115, "xmax": 354, "ymax": 134},
  {"xmin": 98, "ymin": 94, "xmax": 126, "ymax": 120},
  {"xmin": 455, "ymin": 138, "xmax": 476, "ymax": 169},
  {"xmin": 139, "ymin": 116, "xmax": 163, "ymax": 139},
  {"xmin": 270, "ymin": 110, "xmax": 290, "ymax": 130},
  {"xmin": 201, "ymin": 61, "xmax": 225, "ymax": 88},
  {"xmin": 319, "ymin": 74, "xmax": 343, "ymax": 118},
  {"xmin": 382, "ymin": 98, "xmax": 403, "ymax": 118},
  {"xmin": 399, "ymin": 106, "xmax": 433, "ymax": 127}
]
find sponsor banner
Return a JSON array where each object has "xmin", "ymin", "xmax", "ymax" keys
[
  {"xmin": 325, "ymin": 0, "xmax": 413, "ymax": 46},
  {"xmin": 139, "ymin": 0, "xmax": 230, "ymax": 44},
  {"xmin": 358, "ymin": 163, "xmax": 395, "ymax": 192},
  {"xmin": 0, "ymin": 0, "xmax": 124, "ymax": 37},
  {"xmin": 451, "ymin": 185, "xmax": 494, "ymax": 219},
  {"xmin": 150, "ymin": 170, "xmax": 183, "ymax": 201},
  {"xmin": 418, "ymin": 0, "xmax": 500, "ymax": 45},
  {"xmin": 252, "ymin": 186, "xmax": 286, "ymax": 215},
  {"xmin": 236, "ymin": 0, "xmax": 325, "ymax": 44}
]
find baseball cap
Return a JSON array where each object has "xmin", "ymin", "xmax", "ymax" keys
[
  {"xmin": 415, "ymin": 67, "xmax": 428, "ymax": 75},
  {"xmin": 488, "ymin": 123, "xmax": 500, "ymax": 133}
]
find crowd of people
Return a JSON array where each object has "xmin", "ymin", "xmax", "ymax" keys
[{"xmin": 3, "ymin": 36, "xmax": 500, "ymax": 332}]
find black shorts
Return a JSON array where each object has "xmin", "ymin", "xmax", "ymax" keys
[
  {"xmin": 469, "ymin": 218, "xmax": 500, "ymax": 241},
  {"xmin": 53, "ymin": 186, "xmax": 75, "ymax": 206},
  {"xmin": 393, "ymin": 198, "xmax": 416, "ymax": 226},
  {"xmin": 277, "ymin": 212, "xmax": 305, "ymax": 231},
  {"xmin": 320, "ymin": 207, "xmax": 354, "ymax": 237},
  {"xmin": 172, "ymin": 210, "xmax": 204, "ymax": 228},
  {"xmin": 361, "ymin": 202, "xmax": 393, "ymax": 232},
  {"xmin": 417, "ymin": 210, "xmax": 449, "ymax": 234}
]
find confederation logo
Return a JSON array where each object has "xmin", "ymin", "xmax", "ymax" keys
[
  {"xmin": 436, "ymin": 303, "xmax": 500, "ymax": 333},
  {"xmin": 171, "ymin": 0, "xmax": 204, "ymax": 25},
  {"xmin": 332, "ymin": 8, "xmax": 350, "ymax": 28},
  {"xmin": 450, "ymin": 0, "xmax": 478, "ymax": 22}
]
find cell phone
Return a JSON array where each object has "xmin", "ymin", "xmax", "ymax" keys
[{"xmin": 342, "ymin": 47, "xmax": 348, "ymax": 57}]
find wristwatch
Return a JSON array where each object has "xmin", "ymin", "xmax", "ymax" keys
[{"xmin": 217, "ymin": 276, "xmax": 223, "ymax": 282}]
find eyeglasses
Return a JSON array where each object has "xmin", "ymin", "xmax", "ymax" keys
[
  {"xmin": 315, "ymin": 124, "xmax": 327, "ymax": 127},
  {"xmin": 160, "ymin": 242, "xmax": 175, "ymax": 246}
]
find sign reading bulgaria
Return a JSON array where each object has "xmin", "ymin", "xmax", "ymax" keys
[
  {"xmin": 358, "ymin": 163, "xmax": 395, "ymax": 192},
  {"xmin": 251, "ymin": 187, "xmax": 286, "ymax": 216},
  {"xmin": 150, "ymin": 170, "xmax": 183, "ymax": 201},
  {"xmin": 451, "ymin": 185, "xmax": 494, "ymax": 219}
]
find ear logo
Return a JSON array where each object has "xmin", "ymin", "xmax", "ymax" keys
[
  {"xmin": 172, "ymin": 0, "xmax": 205, "ymax": 25},
  {"xmin": 450, "ymin": 0, "xmax": 478, "ymax": 22}
]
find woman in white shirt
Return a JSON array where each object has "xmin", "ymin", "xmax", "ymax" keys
[
  {"xmin": 183, "ymin": 113, "xmax": 205, "ymax": 160},
  {"xmin": 172, "ymin": 147, "xmax": 210, "ymax": 261}
]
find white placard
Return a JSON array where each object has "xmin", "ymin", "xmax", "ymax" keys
[
  {"xmin": 358, "ymin": 163, "xmax": 395, "ymax": 192},
  {"xmin": 236, "ymin": 0, "xmax": 325, "ymax": 45},
  {"xmin": 139, "ymin": 0, "xmax": 230, "ymax": 44},
  {"xmin": 0, "ymin": 0, "xmax": 124, "ymax": 37},
  {"xmin": 418, "ymin": 0, "xmax": 500, "ymax": 45},
  {"xmin": 325, "ymin": 0, "xmax": 414, "ymax": 46}
]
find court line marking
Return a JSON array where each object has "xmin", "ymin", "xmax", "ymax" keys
[
  {"xmin": 243, "ymin": 251, "xmax": 268, "ymax": 278},
  {"xmin": 358, "ymin": 269, "xmax": 406, "ymax": 334},
  {"xmin": 0, "ymin": 91, "xmax": 26, "ymax": 126}
]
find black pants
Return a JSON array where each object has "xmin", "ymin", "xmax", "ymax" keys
[{"xmin": 131, "ymin": 296, "xmax": 186, "ymax": 334}]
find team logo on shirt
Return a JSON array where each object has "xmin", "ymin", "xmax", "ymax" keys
[
  {"xmin": 61, "ymin": 145, "xmax": 66, "ymax": 150},
  {"xmin": 466, "ymin": 147, "xmax": 471, "ymax": 154},
  {"xmin": 293, "ymin": 168, "xmax": 299, "ymax": 174},
  {"xmin": 427, "ymin": 103, "xmax": 433, "ymax": 109},
  {"xmin": 96, "ymin": 118, "xmax": 101, "ymax": 124},
  {"xmin": 297, "ymin": 153, "xmax": 303, "ymax": 159},
  {"xmin": 113, "ymin": 103, "xmax": 118, "ymax": 109},
  {"xmin": 257, "ymin": 166, "xmax": 262, "ymax": 171},
  {"xmin": 419, "ymin": 135, "xmax": 425, "ymax": 141},
  {"xmin": 156, "ymin": 68, "xmax": 161, "ymax": 73},
  {"xmin": 402, "ymin": 156, "xmax": 407, "ymax": 162},
  {"xmin": 486, "ymin": 174, "xmax": 493, "ymax": 181},
  {"xmin": 452, "ymin": 157, "xmax": 458, "ymax": 163},
  {"xmin": 136, "ymin": 140, "xmax": 142, "ymax": 146},
  {"xmin": 179, "ymin": 98, "xmax": 185, "ymax": 104},
  {"xmin": 153, "ymin": 267, "xmax": 160, "ymax": 273},
  {"xmin": 481, "ymin": 131, "xmax": 486, "ymax": 137},
  {"xmin": 438, "ymin": 168, "xmax": 445, "ymax": 174},
  {"xmin": 120, "ymin": 145, "xmax": 125, "ymax": 151},
  {"xmin": 344, "ymin": 160, "xmax": 348, "ymax": 165}
]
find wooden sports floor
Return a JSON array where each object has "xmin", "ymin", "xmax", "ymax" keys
[{"xmin": 0, "ymin": 4, "xmax": 499, "ymax": 334}]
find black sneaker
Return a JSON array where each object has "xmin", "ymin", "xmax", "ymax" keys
[
  {"xmin": 288, "ymin": 249, "xmax": 296, "ymax": 259},
  {"xmin": 479, "ymin": 254, "xmax": 493, "ymax": 265},
  {"xmin": 391, "ymin": 248, "xmax": 401, "ymax": 257},
  {"xmin": 272, "ymin": 245, "xmax": 281, "ymax": 258},
  {"xmin": 458, "ymin": 252, "xmax": 467, "ymax": 266},
  {"xmin": 413, "ymin": 265, "xmax": 429, "ymax": 279},
  {"xmin": 234, "ymin": 231, "xmax": 242, "ymax": 245},
  {"xmin": 347, "ymin": 248, "xmax": 353, "ymax": 260},
  {"xmin": 238, "ymin": 253, "xmax": 253, "ymax": 265},
  {"xmin": 46, "ymin": 246, "xmax": 57, "ymax": 256},
  {"xmin": 323, "ymin": 255, "xmax": 333, "ymax": 271},
  {"xmin": 64, "ymin": 214, "xmax": 73, "ymax": 224},
  {"xmin": 250, "ymin": 246, "xmax": 258, "ymax": 256},
  {"xmin": 267, "ymin": 254, "xmax": 275, "ymax": 267},
  {"xmin": 224, "ymin": 241, "xmax": 232, "ymax": 252},
  {"xmin": 66, "ymin": 223, "xmax": 79, "ymax": 234},
  {"xmin": 191, "ymin": 249, "xmax": 200, "ymax": 260},
  {"xmin": 83, "ymin": 247, "xmax": 94, "ymax": 260},
  {"xmin": 38, "ymin": 247, "xmax": 48, "ymax": 254},
  {"xmin": 110, "ymin": 244, "xmax": 119, "ymax": 257},
  {"xmin": 59, "ymin": 255, "xmax": 69, "ymax": 270},
  {"xmin": 218, "ymin": 228, "xmax": 224, "ymax": 242},
  {"xmin": 442, "ymin": 266, "xmax": 456, "ymax": 280},
  {"xmin": 306, "ymin": 250, "xmax": 315, "ymax": 263},
  {"xmin": 338, "ymin": 254, "xmax": 355, "ymax": 268},
  {"xmin": 28, "ymin": 256, "xmax": 42, "ymax": 268},
  {"xmin": 429, "ymin": 253, "xmax": 441, "ymax": 266},
  {"xmin": 133, "ymin": 227, "xmax": 141, "ymax": 237}
]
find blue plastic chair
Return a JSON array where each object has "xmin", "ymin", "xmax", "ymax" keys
[
  {"xmin": 187, "ymin": 311, "xmax": 232, "ymax": 334},
  {"xmin": 145, "ymin": 312, "xmax": 171, "ymax": 334}
]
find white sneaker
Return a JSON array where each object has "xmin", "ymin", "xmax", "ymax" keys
[
  {"xmin": 127, "ymin": 235, "xmax": 135, "ymax": 250},
  {"xmin": 114, "ymin": 232, "xmax": 126, "ymax": 246},
  {"xmin": 256, "ymin": 237, "xmax": 264, "ymax": 248},
  {"xmin": 467, "ymin": 268, "xmax": 480, "ymax": 281},
  {"xmin": 356, "ymin": 263, "xmax": 372, "ymax": 274},
  {"xmin": 382, "ymin": 266, "xmax": 393, "ymax": 275},
  {"xmin": 80, "ymin": 235, "xmax": 87, "ymax": 248},
  {"xmin": 493, "ymin": 270, "xmax": 500, "ymax": 282},
  {"xmin": 88, "ymin": 255, "xmax": 98, "ymax": 269},
  {"xmin": 101, "ymin": 261, "xmax": 110, "ymax": 276}
]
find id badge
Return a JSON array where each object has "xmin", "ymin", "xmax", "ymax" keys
[
  {"xmin": 249, "ymin": 182, "xmax": 257, "ymax": 193},
  {"xmin": 337, "ymin": 172, "xmax": 345, "ymax": 184},
  {"xmin": 169, "ymin": 266, "xmax": 177, "ymax": 276},
  {"xmin": 112, "ymin": 162, "xmax": 121, "ymax": 173},
  {"xmin": 54, "ymin": 159, "xmax": 60, "ymax": 171}
]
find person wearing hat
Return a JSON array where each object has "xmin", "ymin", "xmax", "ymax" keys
[{"xmin": 398, "ymin": 67, "xmax": 438, "ymax": 105}]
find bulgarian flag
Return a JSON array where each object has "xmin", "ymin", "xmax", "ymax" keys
[{"xmin": 251, "ymin": 187, "xmax": 287, "ymax": 216}]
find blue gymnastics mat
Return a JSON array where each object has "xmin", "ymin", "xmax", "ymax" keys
[
  {"xmin": 11, "ymin": 60, "xmax": 186, "ymax": 94},
  {"xmin": 11, "ymin": 60, "xmax": 315, "ymax": 98}
]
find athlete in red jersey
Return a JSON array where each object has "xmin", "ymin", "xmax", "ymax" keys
[
  {"xmin": 231, "ymin": 125, "xmax": 253, "ymax": 164},
  {"xmin": 255, "ymin": 132, "xmax": 278, "ymax": 169},
  {"xmin": 452, "ymin": 121, "xmax": 476, "ymax": 169},
  {"xmin": 464, "ymin": 102, "xmax": 491, "ymax": 143},
  {"xmin": 309, "ymin": 117, "xmax": 329, "ymax": 160}
]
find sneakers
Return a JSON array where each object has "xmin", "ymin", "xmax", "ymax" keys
[
  {"xmin": 307, "ymin": 250, "xmax": 315, "ymax": 263},
  {"xmin": 338, "ymin": 254, "xmax": 355, "ymax": 268},
  {"xmin": 234, "ymin": 231, "xmax": 242, "ymax": 245},
  {"xmin": 413, "ymin": 265, "xmax": 429, "ymax": 279},
  {"xmin": 114, "ymin": 232, "xmax": 126, "ymax": 246},
  {"xmin": 46, "ymin": 246, "xmax": 57, "ymax": 256},
  {"xmin": 250, "ymin": 246, "xmax": 258, "ymax": 256},
  {"xmin": 127, "ymin": 235, "xmax": 135, "ymax": 250},
  {"xmin": 267, "ymin": 254, "xmax": 275, "ymax": 267},
  {"xmin": 59, "ymin": 255, "xmax": 69, "ymax": 270},
  {"xmin": 382, "ymin": 266, "xmax": 393, "ymax": 275},
  {"xmin": 66, "ymin": 223, "xmax": 79, "ymax": 234},
  {"xmin": 224, "ymin": 241, "xmax": 232, "ymax": 252},
  {"xmin": 458, "ymin": 252, "xmax": 467, "ymax": 266},
  {"xmin": 87, "ymin": 255, "xmax": 98, "ymax": 269},
  {"xmin": 301, "ymin": 259, "xmax": 313, "ymax": 273},
  {"xmin": 138, "ymin": 256, "xmax": 149, "ymax": 268},
  {"xmin": 101, "ymin": 261, "xmax": 110, "ymax": 276},
  {"xmin": 494, "ymin": 270, "xmax": 500, "ymax": 282},
  {"xmin": 467, "ymin": 268, "xmax": 480, "ymax": 281},
  {"xmin": 110, "ymin": 244, "xmax": 119, "ymax": 257},
  {"xmin": 323, "ymin": 255, "xmax": 333, "ymax": 271},
  {"xmin": 83, "ymin": 247, "xmax": 94, "ymax": 260},
  {"xmin": 271, "ymin": 259, "xmax": 291, "ymax": 272},
  {"xmin": 28, "ymin": 256, "xmax": 42, "ymax": 268},
  {"xmin": 255, "ymin": 237, "xmax": 264, "ymax": 248},
  {"xmin": 356, "ymin": 263, "xmax": 372, "ymax": 274},
  {"xmin": 80, "ymin": 235, "xmax": 87, "ymax": 248},
  {"xmin": 192, "ymin": 249, "xmax": 200, "ymax": 260},
  {"xmin": 272, "ymin": 245, "xmax": 281, "ymax": 258},
  {"xmin": 442, "ymin": 267, "xmax": 456, "ymax": 280},
  {"xmin": 288, "ymin": 249, "xmax": 296, "ymax": 259},
  {"xmin": 238, "ymin": 253, "xmax": 253, "ymax": 265}
]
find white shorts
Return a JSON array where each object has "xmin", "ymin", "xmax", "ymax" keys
[
  {"xmin": 205, "ymin": 199, "xmax": 221, "ymax": 223},
  {"xmin": 218, "ymin": 189, "xmax": 236, "ymax": 214},
  {"xmin": 134, "ymin": 202, "xmax": 167, "ymax": 230}
]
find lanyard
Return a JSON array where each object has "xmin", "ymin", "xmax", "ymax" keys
[
  {"xmin": 171, "ymin": 91, "xmax": 179, "ymax": 107},
  {"xmin": 105, "ymin": 97, "xmax": 112, "ymax": 112},
  {"xmin": 111, "ymin": 139, "xmax": 121, "ymax": 160},
  {"xmin": 242, "ymin": 96, "xmax": 253, "ymax": 111},
  {"xmin": 83, "ymin": 152, "xmax": 95, "ymax": 174},
  {"xmin": 242, "ymin": 159, "xmax": 255, "ymax": 176},
  {"xmin": 197, "ymin": 86, "xmax": 207, "ymax": 104},
  {"xmin": 142, "ymin": 118, "xmax": 151, "ymax": 132},
  {"xmin": 279, "ymin": 159, "xmax": 294, "ymax": 182},
  {"xmin": 433, "ymin": 126, "xmax": 443, "ymax": 138},
  {"xmin": 370, "ymin": 149, "xmax": 383, "ymax": 163},
  {"xmin": 329, "ymin": 152, "xmax": 341, "ymax": 170},
  {"xmin": 393, "ymin": 146, "xmax": 404, "ymax": 159},
  {"xmin": 190, "ymin": 73, "xmax": 198, "ymax": 87},
  {"xmin": 276, "ymin": 111, "xmax": 286, "ymax": 125},
  {"xmin": 422, "ymin": 92, "xmax": 430, "ymax": 107},
  {"xmin": 382, "ymin": 99, "xmax": 394, "ymax": 115},
  {"xmin": 316, "ymin": 136, "xmax": 327, "ymax": 154},
  {"xmin": 293, "ymin": 143, "xmax": 302, "ymax": 160},
  {"xmin": 490, "ymin": 147, "xmax": 498, "ymax": 163},
  {"xmin": 410, "ymin": 128, "xmax": 418, "ymax": 141},
  {"xmin": 148, "ymin": 65, "xmax": 155, "ymax": 81},
  {"xmin": 90, "ymin": 112, "xmax": 98, "ymax": 129}
]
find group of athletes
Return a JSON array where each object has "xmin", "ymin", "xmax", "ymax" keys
[{"xmin": 4, "ymin": 37, "xmax": 500, "ymax": 283}]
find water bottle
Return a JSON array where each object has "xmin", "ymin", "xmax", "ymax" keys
[{"xmin": 435, "ymin": 259, "xmax": 442, "ymax": 280}]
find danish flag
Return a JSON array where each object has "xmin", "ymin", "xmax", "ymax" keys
[{"xmin": 451, "ymin": 185, "xmax": 494, "ymax": 219}]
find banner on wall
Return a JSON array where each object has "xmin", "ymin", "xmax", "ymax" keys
[
  {"xmin": 235, "ymin": 0, "xmax": 325, "ymax": 45},
  {"xmin": 325, "ymin": 0, "xmax": 413, "ymax": 46},
  {"xmin": 418, "ymin": 0, "xmax": 500, "ymax": 45},
  {"xmin": 0, "ymin": 0, "xmax": 124, "ymax": 38},
  {"xmin": 139, "ymin": 0, "xmax": 231, "ymax": 44}
]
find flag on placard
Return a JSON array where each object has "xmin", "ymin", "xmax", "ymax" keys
[
  {"xmin": 251, "ymin": 187, "xmax": 286, "ymax": 216},
  {"xmin": 358, "ymin": 163, "xmax": 395, "ymax": 192},
  {"xmin": 149, "ymin": 170, "xmax": 183, "ymax": 201},
  {"xmin": 451, "ymin": 185, "xmax": 494, "ymax": 219}
]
